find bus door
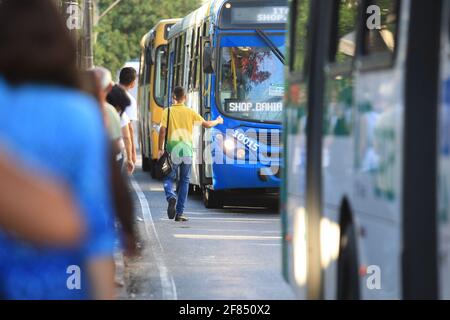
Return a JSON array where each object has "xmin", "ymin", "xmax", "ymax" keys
[
  {"xmin": 199, "ymin": 36, "xmax": 214, "ymax": 186},
  {"xmin": 283, "ymin": 0, "xmax": 328, "ymax": 300},
  {"xmin": 320, "ymin": 0, "xmax": 360, "ymax": 300},
  {"xmin": 438, "ymin": 0, "xmax": 450, "ymax": 299},
  {"xmin": 353, "ymin": 0, "xmax": 441, "ymax": 299},
  {"xmin": 167, "ymin": 49, "xmax": 175, "ymax": 107},
  {"xmin": 142, "ymin": 44, "xmax": 153, "ymax": 162}
]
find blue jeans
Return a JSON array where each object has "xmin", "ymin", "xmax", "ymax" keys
[{"xmin": 163, "ymin": 158, "xmax": 192, "ymax": 216}]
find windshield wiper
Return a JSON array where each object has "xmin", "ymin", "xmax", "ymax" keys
[{"xmin": 255, "ymin": 29, "xmax": 285, "ymax": 65}]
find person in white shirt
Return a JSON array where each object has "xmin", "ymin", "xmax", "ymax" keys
[{"xmin": 119, "ymin": 67, "xmax": 138, "ymax": 166}]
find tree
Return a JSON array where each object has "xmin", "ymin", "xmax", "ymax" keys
[{"xmin": 94, "ymin": 0, "xmax": 199, "ymax": 75}]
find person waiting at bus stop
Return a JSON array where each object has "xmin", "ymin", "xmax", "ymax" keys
[
  {"xmin": 118, "ymin": 67, "xmax": 138, "ymax": 167},
  {"xmin": 158, "ymin": 87, "xmax": 223, "ymax": 222}
]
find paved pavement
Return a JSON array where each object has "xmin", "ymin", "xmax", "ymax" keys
[{"xmin": 117, "ymin": 166, "xmax": 295, "ymax": 300}]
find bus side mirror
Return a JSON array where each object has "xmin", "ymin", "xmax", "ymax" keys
[{"xmin": 203, "ymin": 47, "xmax": 214, "ymax": 74}]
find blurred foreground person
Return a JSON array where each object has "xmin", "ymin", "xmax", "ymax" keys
[
  {"xmin": 0, "ymin": 0, "xmax": 116, "ymax": 299},
  {"xmin": 107, "ymin": 85, "xmax": 135, "ymax": 175},
  {"xmin": 0, "ymin": 152, "xmax": 84, "ymax": 246}
]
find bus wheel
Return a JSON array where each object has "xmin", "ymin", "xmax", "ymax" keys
[
  {"xmin": 202, "ymin": 186, "xmax": 222, "ymax": 209},
  {"xmin": 337, "ymin": 224, "xmax": 360, "ymax": 300}
]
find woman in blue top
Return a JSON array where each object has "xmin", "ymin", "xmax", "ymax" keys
[{"xmin": 0, "ymin": 0, "xmax": 117, "ymax": 299}]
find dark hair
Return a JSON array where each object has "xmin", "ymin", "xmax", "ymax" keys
[
  {"xmin": 0, "ymin": 0, "xmax": 80, "ymax": 88},
  {"xmin": 173, "ymin": 86, "xmax": 185, "ymax": 101},
  {"xmin": 106, "ymin": 85, "xmax": 131, "ymax": 116},
  {"xmin": 119, "ymin": 67, "xmax": 137, "ymax": 86}
]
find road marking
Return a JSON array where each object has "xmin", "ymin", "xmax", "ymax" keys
[
  {"xmin": 161, "ymin": 217, "xmax": 278, "ymax": 222},
  {"xmin": 173, "ymin": 228, "xmax": 281, "ymax": 234},
  {"xmin": 181, "ymin": 211, "xmax": 280, "ymax": 217},
  {"xmin": 130, "ymin": 178, "xmax": 177, "ymax": 300},
  {"xmin": 149, "ymin": 186, "xmax": 165, "ymax": 192},
  {"xmin": 173, "ymin": 234, "xmax": 282, "ymax": 241},
  {"xmin": 161, "ymin": 210, "xmax": 279, "ymax": 217}
]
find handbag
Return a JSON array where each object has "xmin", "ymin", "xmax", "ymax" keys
[{"xmin": 155, "ymin": 107, "xmax": 173, "ymax": 179}]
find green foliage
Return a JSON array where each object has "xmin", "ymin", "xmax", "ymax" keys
[
  {"xmin": 291, "ymin": 0, "xmax": 310, "ymax": 72},
  {"xmin": 94, "ymin": 0, "xmax": 200, "ymax": 75}
]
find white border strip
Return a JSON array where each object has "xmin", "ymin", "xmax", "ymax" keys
[{"xmin": 130, "ymin": 178, "xmax": 177, "ymax": 300}]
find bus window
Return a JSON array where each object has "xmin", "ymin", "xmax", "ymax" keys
[
  {"xmin": 173, "ymin": 37, "xmax": 178, "ymax": 86},
  {"xmin": 139, "ymin": 53, "xmax": 145, "ymax": 86},
  {"xmin": 180, "ymin": 33, "xmax": 186, "ymax": 81},
  {"xmin": 144, "ymin": 46, "xmax": 152, "ymax": 85},
  {"xmin": 203, "ymin": 22, "xmax": 208, "ymax": 36},
  {"xmin": 164, "ymin": 24, "xmax": 173, "ymax": 40},
  {"xmin": 218, "ymin": 45, "xmax": 285, "ymax": 122},
  {"xmin": 363, "ymin": 0, "xmax": 399, "ymax": 57},
  {"xmin": 291, "ymin": 0, "xmax": 310, "ymax": 72},
  {"xmin": 154, "ymin": 46, "xmax": 168, "ymax": 106},
  {"xmin": 188, "ymin": 29, "xmax": 196, "ymax": 90},
  {"xmin": 331, "ymin": 0, "xmax": 360, "ymax": 64},
  {"xmin": 195, "ymin": 26, "xmax": 202, "ymax": 89}
]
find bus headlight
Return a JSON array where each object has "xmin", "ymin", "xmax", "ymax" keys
[{"xmin": 216, "ymin": 134, "xmax": 246, "ymax": 160}]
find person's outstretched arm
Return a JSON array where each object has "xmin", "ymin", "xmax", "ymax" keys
[
  {"xmin": 202, "ymin": 116, "xmax": 224, "ymax": 128},
  {"xmin": 0, "ymin": 153, "xmax": 85, "ymax": 246}
]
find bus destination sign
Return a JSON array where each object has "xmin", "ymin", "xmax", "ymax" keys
[{"xmin": 231, "ymin": 6, "xmax": 288, "ymax": 25}]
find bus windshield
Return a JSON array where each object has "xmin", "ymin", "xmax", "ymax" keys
[{"xmin": 218, "ymin": 39, "xmax": 285, "ymax": 123}]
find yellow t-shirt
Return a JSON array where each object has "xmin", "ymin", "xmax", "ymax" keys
[{"xmin": 161, "ymin": 103, "xmax": 205, "ymax": 157}]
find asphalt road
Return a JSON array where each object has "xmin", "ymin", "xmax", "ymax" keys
[{"xmin": 118, "ymin": 166, "xmax": 295, "ymax": 300}]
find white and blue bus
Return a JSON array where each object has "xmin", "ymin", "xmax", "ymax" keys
[
  {"xmin": 165, "ymin": 0, "xmax": 287, "ymax": 208},
  {"xmin": 282, "ymin": 0, "xmax": 450, "ymax": 299}
]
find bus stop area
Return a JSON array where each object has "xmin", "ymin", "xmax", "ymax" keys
[{"xmin": 1, "ymin": 0, "xmax": 450, "ymax": 304}]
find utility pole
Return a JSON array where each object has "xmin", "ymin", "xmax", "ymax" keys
[{"xmin": 83, "ymin": 0, "xmax": 94, "ymax": 69}]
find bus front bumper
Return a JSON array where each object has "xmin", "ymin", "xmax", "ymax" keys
[{"xmin": 212, "ymin": 163, "xmax": 281, "ymax": 191}]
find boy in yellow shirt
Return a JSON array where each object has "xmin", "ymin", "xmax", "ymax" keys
[{"xmin": 158, "ymin": 87, "xmax": 223, "ymax": 221}]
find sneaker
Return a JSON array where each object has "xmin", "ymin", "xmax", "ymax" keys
[
  {"xmin": 175, "ymin": 214, "xmax": 189, "ymax": 222},
  {"xmin": 167, "ymin": 198, "xmax": 176, "ymax": 219}
]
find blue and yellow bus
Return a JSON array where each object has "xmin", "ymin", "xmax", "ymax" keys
[
  {"xmin": 138, "ymin": 19, "xmax": 180, "ymax": 178},
  {"xmin": 166, "ymin": 0, "xmax": 287, "ymax": 208}
]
